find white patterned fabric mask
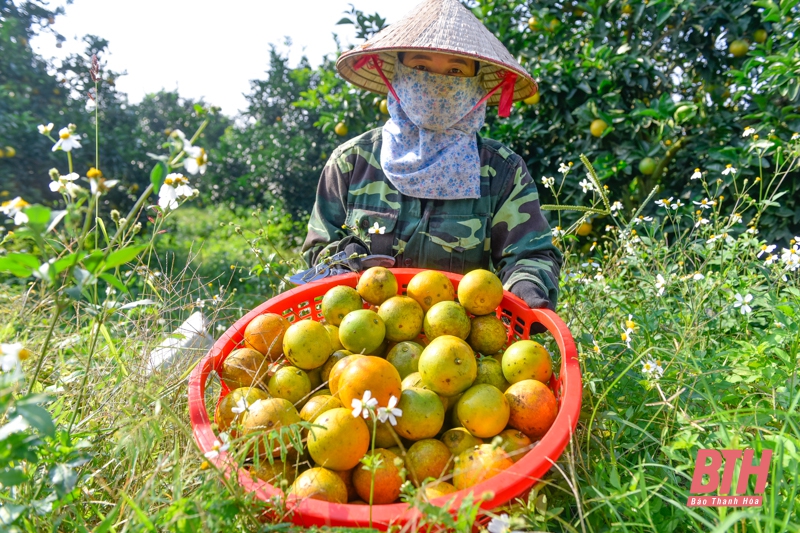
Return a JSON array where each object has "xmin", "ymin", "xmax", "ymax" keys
[{"xmin": 380, "ymin": 60, "xmax": 487, "ymax": 200}]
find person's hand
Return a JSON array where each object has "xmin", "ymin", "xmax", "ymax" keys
[
  {"xmin": 336, "ymin": 235, "xmax": 370, "ymax": 271},
  {"xmin": 510, "ymin": 280, "xmax": 552, "ymax": 335}
]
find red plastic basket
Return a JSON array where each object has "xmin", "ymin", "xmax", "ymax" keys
[{"xmin": 188, "ymin": 269, "xmax": 581, "ymax": 529}]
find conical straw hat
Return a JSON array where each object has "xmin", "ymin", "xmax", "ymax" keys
[{"xmin": 336, "ymin": 0, "xmax": 536, "ymax": 107}]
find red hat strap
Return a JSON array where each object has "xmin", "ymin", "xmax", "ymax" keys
[
  {"xmin": 472, "ymin": 70, "xmax": 518, "ymax": 118},
  {"xmin": 353, "ymin": 54, "xmax": 401, "ymax": 103}
]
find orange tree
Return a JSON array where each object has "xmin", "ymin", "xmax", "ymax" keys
[{"xmin": 473, "ymin": 0, "xmax": 799, "ymax": 242}]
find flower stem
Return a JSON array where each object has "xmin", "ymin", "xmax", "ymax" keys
[{"xmin": 26, "ymin": 298, "xmax": 63, "ymax": 394}]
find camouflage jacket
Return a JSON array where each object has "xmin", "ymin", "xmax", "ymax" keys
[{"xmin": 302, "ymin": 127, "xmax": 563, "ymax": 306}]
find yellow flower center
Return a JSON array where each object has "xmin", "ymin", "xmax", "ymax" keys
[
  {"xmin": 626, "ymin": 319, "xmax": 636, "ymax": 330},
  {"xmin": 694, "ymin": 168, "xmax": 700, "ymax": 172},
  {"xmin": 87, "ymin": 167, "xmax": 102, "ymax": 178},
  {"xmin": 18, "ymin": 348, "xmax": 32, "ymax": 361},
  {"xmin": 59, "ymin": 131, "xmax": 71, "ymax": 139}
]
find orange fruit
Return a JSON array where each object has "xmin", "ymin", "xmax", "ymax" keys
[
  {"xmin": 333, "ymin": 468, "xmax": 358, "ymax": 502},
  {"xmin": 215, "ymin": 386, "xmax": 270, "ymax": 434},
  {"xmin": 327, "ymin": 354, "xmax": 363, "ymax": 395},
  {"xmin": 405, "ymin": 439, "xmax": 452, "ymax": 487},
  {"xmin": 241, "ymin": 398, "xmax": 302, "ymax": 457},
  {"xmin": 576, "ymin": 220, "xmax": 593, "ymax": 236},
  {"xmin": 523, "ymin": 91, "xmax": 540, "ymax": 105},
  {"xmin": 250, "ymin": 459, "xmax": 296, "ymax": 487},
  {"xmin": 386, "ymin": 341, "xmax": 424, "ymax": 379},
  {"xmin": 289, "ymin": 467, "xmax": 347, "ymax": 503},
  {"xmin": 455, "ymin": 384, "xmax": 510, "ymax": 438},
  {"xmin": 267, "ymin": 366, "xmax": 311, "ymax": 406},
  {"xmin": 453, "ymin": 444, "xmax": 513, "ymax": 489},
  {"xmin": 379, "ymin": 99, "xmax": 389, "ymax": 114},
  {"xmin": 394, "ymin": 387, "xmax": 445, "ymax": 440},
  {"xmin": 502, "ymin": 340, "xmax": 553, "ymax": 384},
  {"xmin": 729, "ymin": 39, "xmax": 749, "ymax": 57},
  {"xmin": 590, "ymin": 118, "xmax": 608, "ymax": 137},
  {"xmin": 440, "ymin": 427, "xmax": 484, "ymax": 456},
  {"xmin": 299, "ymin": 394, "xmax": 342, "ymax": 422},
  {"xmin": 356, "ymin": 267, "xmax": 398, "ymax": 305},
  {"xmin": 425, "ymin": 481, "xmax": 458, "ymax": 499},
  {"xmin": 320, "ymin": 349, "xmax": 351, "ymax": 382},
  {"xmin": 324, "ymin": 324, "xmax": 344, "ymax": 351},
  {"xmin": 338, "ymin": 309, "xmax": 386, "ymax": 354},
  {"xmin": 378, "ymin": 296, "xmax": 424, "ymax": 342},
  {"xmin": 474, "ymin": 357, "xmax": 510, "ymax": 391},
  {"xmin": 282, "ymin": 320, "xmax": 332, "ymax": 370},
  {"xmin": 321, "ymin": 285, "xmax": 363, "ymax": 326},
  {"xmin": 369, "ymin": 420, "xmax": 399, "ymax": 448},
  {"xmin": 352, "ymin": 448, "xmax": 404, "ymax": 504},
  {"xmin": 306, "ymin": 367, "xmax": 323, "ymax": 390},
  {"xmin": 418, "ymin": 336, "xmax": 477, "ymax": 397},
  {"xmin": 754, "ymin": 29, "xmax": 767, "ymax": 44},
  {"xmin": 496, "ymin": 429, "xmax": 533, "ymax": 462},
  {"xmin": 401, "ymin": 371, "xmax": 424, "ymax": 389},
  {"xmin": 337, "ymin": 356, "xmax": 402, "ymax": 410},
  {"xmin": 308, "ymin": 407, "xmax": 370, "ymax": 471},
  {"xmin": 457, "ymin": 269, "xmax": 503, "ymax": 316},
  {"xmin": 467, "ymin": 315, "xmax": 507, "ymax": 355},
  {"xmin": 334, "ymin": 122, "xmax": 348, "ymax": 137},
  {"xmin": 505, "ymin": 379, "xmax": 558, "ymax": 440},
  {"xmin": 639, "ymin": 157, "xmax": 657, "ymax": 175},
  {"xmin": 221, "ymin": 348, "xmax": 269, "ymax": 390},
  {"xmin": 406, "ymin": 270, "xmax": 455, "ymax": 312},
  {"xmin": 244, "ymin": 313, "xmax": 289, "ymax": 360},
  {"xmin": 423, "ymin": 301, "xmax": 471, "ymax": 341}
]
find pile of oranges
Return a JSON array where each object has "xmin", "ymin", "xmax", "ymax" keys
[{"xmin": 214, "ymin": 268, "xmax": 558, "ymax": 505}]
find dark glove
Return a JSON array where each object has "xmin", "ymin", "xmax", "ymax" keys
[
  {"xmin": 510, "ymin": 281, "xmax": 553, "ymax": 335},
  {"xmin": 335, "ymin": 235, "xmax": 370, "ymax": 271}
]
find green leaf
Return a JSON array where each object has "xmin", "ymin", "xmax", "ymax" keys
[
  {"xmin": 336, "ymin": 17, "xmax": 353, "ymax": 25},
  {"xmin": 15, "ymin": 404, "xmax": 55, "ymax": 438},
  {"xmin": 82, "ymin": 250, "xmax": 104, "ymax": 273},
  {"xmin": 150, "ymin": 161, "xmax": 167, "ymax": 194},
  {"xmin": 52, "ymin": 253, "xmax": 79, "ymax": 274},
  {"xmin": 0, "ymin": 257, "xmax": 35, "ymax": 277},
  {"xmin": 102, "ymin": 245, "xmax": 147, "ymax": 272},
  {"xmin": 99, "ymin": 273, "xmax": 129, "ymax": 294},
  {"xmin": 0, "ymin": 468, "xmax": 27, "ymax": 487},
  {"xmin": 23, "ymin": 205, "xmax": 51, "ymax": 228}
]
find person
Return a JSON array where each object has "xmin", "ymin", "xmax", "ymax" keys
[{"xmin": 302, "ymin": 0, "xmax": 562, "ymax": 313}]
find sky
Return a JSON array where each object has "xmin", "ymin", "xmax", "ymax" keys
[{"xmin": 30, "ymin": 0, "xmax": 412, "ymax": 117}]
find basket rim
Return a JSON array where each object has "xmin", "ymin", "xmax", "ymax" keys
[{"xmin": 188, "ymin": 268, "xmax": 582, "ymax": 529}]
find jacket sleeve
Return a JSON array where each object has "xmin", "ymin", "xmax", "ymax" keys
[
  {"xmin": 301, "ymin": 153, "xmax": 350, "ymax": 267},
  {"xmin": 491, "ymin": 156, "xmax": 563, "ymax": 308}
]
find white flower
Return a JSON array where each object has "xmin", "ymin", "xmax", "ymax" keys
[
  {"xmin": 780, "ymin": 246, "xmax": 799, "ymax": 271},
  {"xmin": 1, "ymin": 196, "xmax": 30, "ymax": 225},
  {"xmin": 558, "ymin": 163, "xmax": 570, "ymax": 175},
  {"xmin": 746, "ymin": 226, "xmax": 759, "ymax": 235},
  {"xmin": 641, "ymin": 358, "xmax": 664, "ymax": 379},
  {"xmin": 231, "ymin": 397, "xmax": 249, "ymax": 415},
  {"xmin": 729, "ymin": 213, "xmax": 743, "ymax": 224},
  {"xmin": 655, "ymin": 197, "xmax": 673, "ymax": 209},
  {"xmin": 368, "ymin": 222, "xmax": 385, "ymax": 235},
  {"xmin": 183, "ymin": 146, "xmax": 208, "ymax": 175},
  {"xmin": 633, "ymin": 215, "xmax": 653, "ymax": 225},
  {"xmin": 541, "ymin": 176, "xmax": 555, "ymax": 189},
  {"xmin": 610, "ymin": 201, "xmax": 623, "ymax": 214},
  {"xmin": 351, "ymin": 390, "xmax": 378, "ymax": 419},
  {"xmin": 775, "ymin": 321, "xmax": 784, "ymax": 328},
  {"xmin": 51, "ymin": 127, "xmax": 82, "ymax": 152},
  {"xmin": 487, "ymin": 513, "xmax": 521, "ymax": 533},
  {"xmin": 158, "ymin": 173, "xmax": 194, "ymax": 211},
  {"xmin": 551, "ymin": 226, "xmax": 565, "ymax": 238},
  {"xmin": 764, "ymin": 253, "xmax": 777, "ymax": 265},
  {"xmin": 592, "ymin": 340, "xmax": 602, "ymax": 355},
  {"xmin": 579, "ymin": 178, "xmax": 594, "ymax": 193},
  {"xmin": 722, "ymin": 164, "xmax": 737, "ymax": 175},
  {"xmin": 620, "ymin": 327, "xmax": 633, "ymax": 349},
  {"xmin": 0, "ymin": 343, "xmax": 30, "ymax": 374},
  {"xmin": 203, "ymin": 434, "xmax": 230, "ymax": 460},
  {"xmin": 757, "ymin": 244, "xmax": 776, "ymax": 258},
  {"xmin": 792, "ymin": 133, "xmax": 799, "ymax": 141},
  {"xmin": 695, "ymin": 217, "xmax": 710, "ymax": 228},
  {"xmin": 733, "ymin": 293, "xmax": 753, "ymax": 314},
  {"xmin": 655, "ymin": 274, "xmax": 666, "ymax": 296},
  {"xmin": 693, "ymin": 198, "xmax": 716, "ymax": 210},
  {"xmin": 690, "ymin": 168, "xmax": 702, "ymax": 180},
  {"xmin": 671, "ymin": 199, "xmax": 684, "ymax": 210},
  {"xmin": 692, "ymin": 272, "xmax": 705, "ymax": 281},
  {"xmin": 377, "ymin": 395, "xmax": 403, "ymax": 426},
  {"xmin": 49, "ymin": 172, "xmax": 81, "ymax": 196},
  {"xmin": 742, "ymin": 126, "xmax": 755, "ymax": 137},
  {"xmin": 88, "ymin": 177, "xmax": 119, "ymax": 197},
  {"xmin": 38, "ymin": 123, "xmax": 54, "ymax": 135}
]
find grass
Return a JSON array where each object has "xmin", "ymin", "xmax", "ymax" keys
[{"xmin": 2, "ymin": 137, "xmax": 799, "ymax": 532}]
